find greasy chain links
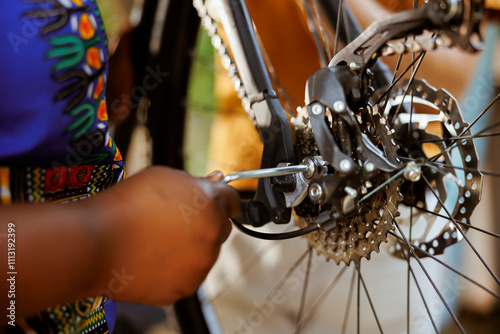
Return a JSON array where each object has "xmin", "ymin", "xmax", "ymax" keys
[
  {"xmin": 193, "ymin": 0, "xmax": 256, "ymax": 123},
  {"xmin": 380, "ymin": 35, "xmax": 453, "ymax": 57}
]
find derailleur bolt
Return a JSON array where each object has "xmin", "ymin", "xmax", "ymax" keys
[
  {"xmin": 339, "ymin": 159, "xmax": 353, "ymax": 172},
  {"xmin": 344, "ymin": 187, "xmax": 358, "ymax": 198},
  {"xmin": 404, "ymin": 162, "xmax": 422, "ymax": 182},
  {"xmin": 333, "ymin": 101, "xmax": 346, "ymax": 113},
  {"xmin": 311, "ymin": 103, "xmax": 324, "ymax": 115},
  {"xmin": 364, "ymin": 162, "xmax": 375, "ymax": 173},
  {"xmin": 309, "ymin": 183, "xmax": 324, "ymax": 202}
]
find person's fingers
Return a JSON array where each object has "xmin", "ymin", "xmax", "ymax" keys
[
  {"xmin": 215, "ymin": 182, "xmax": 241, "ymax": 219},
  {"xmin": 202, "ymin": 171, "xmax": 240, "ymax": 217},
  {"xmin": 205, "ymin": 170, "xmax": 224, "ymax": 183}
]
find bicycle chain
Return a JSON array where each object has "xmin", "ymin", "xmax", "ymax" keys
[
  {"xmin": 380, "ymin": 35, "xmax": 453, "ymax": 57},
  {"xmin": 193, "ymin": 0, "xmax": 256, "ymax": 124}
]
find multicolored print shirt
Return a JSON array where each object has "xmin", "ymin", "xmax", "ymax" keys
[{"xmin": 0, "ymin": 0, "xmax": 123, "ymax": 332}]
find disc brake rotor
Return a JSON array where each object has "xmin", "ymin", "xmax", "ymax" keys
[{"xmin": 374, "ymin": 79, "xmax": 483, "ymax": 257}]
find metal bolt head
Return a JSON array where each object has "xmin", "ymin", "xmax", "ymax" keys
[
  {"xmin": 406, "ymin": 170, "xmax": 421, "ymax": 182},
  {"xmin": 339, "ymin": 159, "xmax": 352, "ymax": 172},
  {"xmin": 364, "ymin": 162, "xmax": 375, "ymax": 173},
  {"xmin": 309, "ymin": 183, "xmax": 324, "ymax": 202},
  {"xmin": 349, "ymin": 62, "xmax": 363, "ymax": 72},
  {"xmin": 311, "ymin": 104, "xmax": 324, "ymax": 115},
  {"xmin": 333, "ymin": 101, "xmax": 346, "ymax": 113},
  {"xmin": 301, "ymin": 157, "xmax": 316, "ymax": 179},
  {"xmin": 344, "ymin": 187, "xmax": 358, "ymax": 198},
  {"xmin": 404, "ymin": 162, "xmax": 422, "ymax": 182}
]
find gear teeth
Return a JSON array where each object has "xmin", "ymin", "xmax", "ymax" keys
[
  {"xmin": 293, "ymin": 83, "xmax": 404, "ymax": 266},
  {"xmin": 381, "ymin": 36, "xmax": 450, "ymax": 58}
]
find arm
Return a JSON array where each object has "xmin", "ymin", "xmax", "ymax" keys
[{"xmin": 1, "ymin": 167, "xmax": 240, "ymax": 318}]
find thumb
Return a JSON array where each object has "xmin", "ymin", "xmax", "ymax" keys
[{"xmin": 204, "ymin": 170, "xmax": 224, "ymax": 183}]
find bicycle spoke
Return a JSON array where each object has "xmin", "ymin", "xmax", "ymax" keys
[
  {"xmin": 210, "ymin": 240, "xmax": 279, "ymax": 301},
  {"xmin": 357, "ymin": 262, "xmax": 361, "ymax": 334},
  {"xmin": 388, "ymin": 231, "xmax": 500, "ymax": 301},
  {"xmin": 476, "ymin": 117, "xmax": 500, "ymax": 134},
  {"xmin": 380, "ymin": 52, "xmax": 404, "ymax": 112},
  {"xmin": 312, "ymin": 0, "xmax": 333, "ymax": 60},
  {"xmin": 395, "ymin": 237, "xmax": 439, "ymax": 333},
  {"xmin": 392, "ymin": 51, "xmax": 426, "ymax": 121},
  {"xmin": 422, "ymin": 174, "xmax": 500, "ymax": 286},
  {"xmin": 356, "ymin": 263, "xmax": 384, "ymax": 333},
  {"xmin": 359, "ymin": 168, "xmax": 406, "ymax": 203},
  {"xmin": 228, "ymin": 248, "xmax": 310, "ymax": 333},
  {"xmin": 393, "ymin": 221, "xmax": 467, "ymax": 334},
  {"xmin": 342, "ymin": 266, "xmax": 357, "ymax": 334},
  {"xmin": 406, "ymin": 40, "xmax": 417, "ymax": 331},
  {"xmin": 295, "ymin": 247, "xmax": 313, "ymax": 334},
  {"xmin": 398, "ymin": 156, "xmax": 500, "ymax": 178},
  {"xmin": 422, "ymin": 131, "xmax": 500, "ymax": 143},
  {"xmin": 406, "ymin": 184, "xmax": 414, "ymax": 334},
  {"xmin": 400, "ymin": 201, "xmax": 500, "ymax": 239},
  {"xmin": 427, "ymin": 93, "xmax": 500, "ymax": 162},
  {"xmin": 304, "ymin": 0, "xmax": 329, "ymax": 67},
  {"xmin": 333, "ymin": 0, "xmax": 344, "ymax": 56},
  {"xmin": 297, "ymin": 264, "xmax": 349, "ymax": 330},
  {"xmin": 459, "ymin": 92, "xmax": 500, "ymax": 137},
  {"xmin": 375, "ymin": 52, "xmax": 425, "ymax": 105}
]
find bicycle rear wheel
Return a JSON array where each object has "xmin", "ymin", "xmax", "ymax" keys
[{"xmin": 138, "ymin": 0, "xmax": 500, "ymax": 332}]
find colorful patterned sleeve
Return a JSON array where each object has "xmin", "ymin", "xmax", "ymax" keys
[{"xmin": 0, "ymin": 1, "xmax": 125, "ymax": 332}]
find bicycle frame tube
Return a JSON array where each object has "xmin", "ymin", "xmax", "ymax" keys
[{"xmin": 216, "ymin": 0, "xmax": 296, "ymax": 227}]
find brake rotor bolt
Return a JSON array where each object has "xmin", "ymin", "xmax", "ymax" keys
[
  {"xmin": 311, "ymin": 104, "xmax": 324, "ymax": 115},
  {"xmin": 364, "ymin": 162, "xmax": 375, "ymax": 173},
  {"xmin": 333, "ymin": 101, "xmax": 346, "ymax": 113},
  {"xmin": 309, "ymin": 183, "xmax": 324, "ymax": 202},
  {"xmin": 339, "ymin": 159, "xmax": 352, "ymax": 172}
]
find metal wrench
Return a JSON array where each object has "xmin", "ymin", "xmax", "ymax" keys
[{"xmin": 222, "ymin": 164, "xmax": 309, "ymax": 184}]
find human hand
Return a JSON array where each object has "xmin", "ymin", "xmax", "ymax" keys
[{"xmin": 89, "ymin": 166, "xmax": 240, "ymax": 305}]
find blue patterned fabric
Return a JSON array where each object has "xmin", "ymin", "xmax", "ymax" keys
[{"xmin": 0, "ymin": 1, "xmax": 123, "ymax": 332}]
